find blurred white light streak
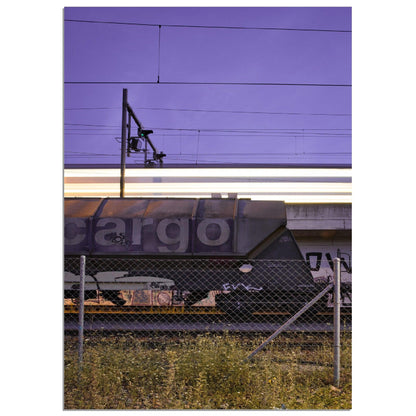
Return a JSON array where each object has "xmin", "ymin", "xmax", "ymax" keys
[
  {"xmin": 65, "ymin": 168, "xmax": 351, "ymax": 178},
  {"xmin": 64, "ymin": 168, "xmax": 352, "ymax": 203},
  {"xmin": 65, "ymin": 182, "xmax": 350, "ymax": 192}
]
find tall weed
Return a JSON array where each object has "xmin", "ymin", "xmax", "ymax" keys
[{"xmin": 64, "ymin": 333, "xmax": 352, "ymax": 409}]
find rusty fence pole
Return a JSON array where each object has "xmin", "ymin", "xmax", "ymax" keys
[
  {"xmin": 78, "ymin": 255, "xmax": 86, "ymax": 366},
  {"xmin": 333, "ymin": 257, "xmax": 341, "ymax": 387}
]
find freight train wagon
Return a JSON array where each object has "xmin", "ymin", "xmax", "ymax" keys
[{"xmin": 64, "ymin": 197, "xmax": 351, "ymax": 315}]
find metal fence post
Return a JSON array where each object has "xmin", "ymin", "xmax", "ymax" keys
[
  {"xmin": 78, "ymin": 255, "xmax": 86, "ymax": 366},
  {"xmin": 333, "ymin": 257, "xmax": 341, "ymax": 387}
]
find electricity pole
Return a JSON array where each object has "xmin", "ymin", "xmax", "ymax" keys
[
  {"xmin": 119, "ymin": 88, "xmax": 166, "ymax": 197},
  {"xmin": 120, "ymin": 88, "xmax": 128, "ymax": 198}
]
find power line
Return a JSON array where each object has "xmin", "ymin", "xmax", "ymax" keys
[
  {"xmin": 65, "ymin": 127, "xmax": 351, "ymax": 137},
  {"xmin": 64, "ymin": 127, "xmax": 352, "ymax": 135},
  {"xmin": 151, "ymin": 127, "xmax": 352, "ymax": 135},
  {"xmin": 64, "ymin": 123, "xmax": 352, "ymax": 133},
  {"xmin": 65, "ymin": 123, "xmax": 119, "ymax": 127},
  {"xmin": 64, "ymin": 123, "xmax": 352, "ymax": 130},
  {"xmin": 65, "ymin": 151, "xmax": 352, "ymax": 166},
  {"xmin": 164, "ymin": 152, "xmax": 352, "ymax": 157},
  {"xmin": 65, "ymin": 106, "xmax": 351, "ymax": 117},
  {"xmin": 66, "ymin": 129, "xmax": 351, "ymax": 136},
  {"xmin": 65, "ymin": 80, "xmax": 351, "ymax": 87},
  {"xmin": 65, "ymin": 133, "xmax": 351, "ymax": 140},
  {"xmin": 64, "ymin": 18, "xmax": 351, "ymax": 33},
  {"xmin": 65, "ymin": 123, "xmax": 351, "ymax": 137},
  {"xmin": 134, "ymin": 106, "xmax": 352, "ymax": 117},
  {"xmin": 66, "ymin": 151, "xmax": 351, "ymax": 158},
  {"xmin": 65, "ymin": 107, "xmax": 119, "ymax": 110}
]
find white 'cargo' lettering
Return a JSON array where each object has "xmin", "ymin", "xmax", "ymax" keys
[
  {"xmin": 197, "ymin": 219, "xmax": 230, "ymax": 246},
  {"xmin": 94, "ymin": 218, "xmax": 125, "ymax": 246},
  {"xmin": 157, "ymin": 218, "xmax": 189, "ymax": 253},
  {"xmin": 64, "ymin": 218, "xmax": 86, "ymax": 245},
  {"xmin": 131, "ymin": 218, "xmax": 154, "ymax": 246}
]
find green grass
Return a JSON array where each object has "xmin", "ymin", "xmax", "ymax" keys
[{"xmin": 64, "ymin": 332, "xmax": 352, "ymax": 409}]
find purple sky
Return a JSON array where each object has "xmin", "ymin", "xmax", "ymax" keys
[{"xmin": 64, "ymin": 7, "xmax": 351, "ymax": 167}]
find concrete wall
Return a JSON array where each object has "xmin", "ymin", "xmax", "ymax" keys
[
  {"xmin": 286, "ymin": 203, "xmax": 351, "ymax": 231},
  {"xmin": 286, "ymin": 204, "xmax": 352, "ymax": 279}
]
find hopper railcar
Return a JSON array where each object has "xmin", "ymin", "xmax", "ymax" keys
[{"xmin": 64, "ymin": 197, "xmax": 351, "ymax": 315}]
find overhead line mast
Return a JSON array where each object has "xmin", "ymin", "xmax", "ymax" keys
[{"xmin": 120, "ymin": 88, "xmax": 166, "ymax": 197}]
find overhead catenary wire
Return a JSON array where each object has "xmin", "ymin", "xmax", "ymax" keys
[
  {"xmin": 65, "ymin": 129, "xmax": 350, "ymax": 134},
  {"xmin": 64, "ymin": 15, "xmax": 351, "ymax": 167},
  {"xmin": 64, "ymin": 123, "xmax": 351, "ymax": 131},
  {"xmin": 64, "ymin": 125, "xmax": 351, "ymax": 136},
  {"xmin": 64, "ymin": 18, "xmax": 351, "ymax": 33},
  {"xmin": 64, "ymin": 17, "xmax": 351, "ymax": 96},
  {"xmin": 66, "ymin": 152, "xmax": 352, "ymax": 160},
  {"xmin": 65, "ymin": 130, "xmax": 352, "ymax": 140},
  {"xmin": 66, "ymin": 156, "xmax": 351, "ymax": 165},
  {"xmin": 64, "ymin": 131, "xmax": 351, "ymax": 139},
  {"xmin": 66, "ymin": 151, "xmax": 351, "ymax": 156},
  {"xmin": 65, "ymin": 80, "xmax": 351, "ymax": 87},
  {"xmin": 65, "ymin": 106, "xmax": 351, "ymax": 117}
]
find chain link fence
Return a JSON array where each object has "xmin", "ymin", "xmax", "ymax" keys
[
  {"xmin": 65, "ymin": 256, "xmax": 351, "ymax": 329},
  {"xmin": 64, "ymin": 256, "xmax": 352, "ymax": 409}
]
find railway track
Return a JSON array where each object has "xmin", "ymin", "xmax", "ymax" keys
[
  {"xmin": 64, "ymin": 304, "xmax": 351, "ymax": 316},
  {"xmin": 65, "ymin": 304, "xmax": 290, "ymax": 315},
  {"xmin": 64, "ymin": 318, "xmax": 351, "ymax": 333},
  {"xmin": 64, "ymin": 305, "xmax": 351, "ymax": 333}
]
